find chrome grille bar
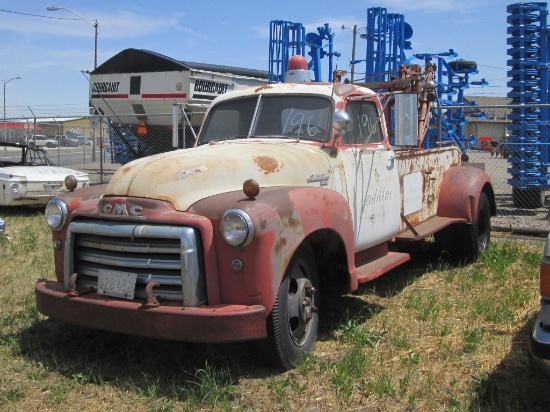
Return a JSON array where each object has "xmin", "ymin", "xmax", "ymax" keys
[
  {"xmin": 64, "ymin": 220, "xmax": 206, "ymax": 306},
  {"xmin": 76, "ymin": 236, "xmax": 181, "ymax": 254},
  {"xmin": 76, "ymin": 249, "xmax": 181, "ymax": 270}
]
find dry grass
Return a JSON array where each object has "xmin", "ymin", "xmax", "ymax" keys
[{"xmin": 0, "ymin": 206, "xmax": 547, "ymax": 411}]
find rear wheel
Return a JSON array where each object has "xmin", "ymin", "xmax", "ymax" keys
[
  {"xmin": 470, "ymin": 192, "xmax": 491, "ymax": 257},
  {"xmin": 264, "ymin": 245, "xmax": 319, "ymax": 370},
  {"xmin": 436, "ymin": 192, "xmax": 491, "ymax": 263}
]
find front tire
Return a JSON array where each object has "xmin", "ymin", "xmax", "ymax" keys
[{"xmin": 264, "ymin": 245, "xmax": 319, "ymax": 370}]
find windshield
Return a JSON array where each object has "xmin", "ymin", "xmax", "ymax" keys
[{"xmin": 198, "ymin": 95, "xmax": 332, "ymax": 145}]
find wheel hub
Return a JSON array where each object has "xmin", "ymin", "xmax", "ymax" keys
[{"xmin": 290, "ymin": 278, "xmax": 317, "ymax": 340}]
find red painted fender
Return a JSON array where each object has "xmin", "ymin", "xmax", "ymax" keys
[
  {"xmin": 190, "ymin": 186, "xmax": 355, "ymax": 315},
  {"xmin": 271, "ymin": 185, "xmax": 355, "ymax": 283},
  {"xmin": 437, "ymin": 165, "xmax": 496, "ymax": 222}
]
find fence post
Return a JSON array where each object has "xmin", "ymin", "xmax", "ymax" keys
[
  {"xmin": 99, "ymin": 116, "xmax": 104, "ymax": 184},
  {"xmin": 172, "ymin": 104, "xmax": 179, "ymax": 149},
  {"xmin": 89, "ymin": 115, "xmax": 99, "ymax": 162}
]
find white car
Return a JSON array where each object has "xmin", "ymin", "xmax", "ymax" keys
[
  {"xmin": 0, "ymin": 141, "xmax": 90, "ymax": 206},
  {"xmin": 31, "ymin": 135, "xmax": 58, "ymax": 148}
]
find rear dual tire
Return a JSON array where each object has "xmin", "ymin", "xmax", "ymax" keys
[{"xmin": 436, "ymin": 192, "xmax": 491, "ymax": 263}]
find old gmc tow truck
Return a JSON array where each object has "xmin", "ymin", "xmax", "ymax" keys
[{"xmin": 36, "ymin": 56, "xmax": 495, "ymax": 369}]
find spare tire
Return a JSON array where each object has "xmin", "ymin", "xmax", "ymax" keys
[{"xmin": 448, "ymin": 60, "xmax": 477, "ymax": 73}]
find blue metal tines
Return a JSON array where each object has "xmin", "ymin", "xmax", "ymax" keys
[
  {"xmin": 412, "ymin": 50, "xmax": 487, "ymax": 152},
  {"xmin": 506, "ymin": 2, "xmax": 550, "ymax": 192},
  {"xmin": 305, "ymin": 24, "xmax": 341, "ymax": 82},
  {"xmin": 268, "ymin": 21, "xmax": 339, "ymax": 83},
  {"xmin": 364, "ymin": 8, "xmax": 411, "ymax": 82},
  {"xmin": 363, "ymin": 7, "xmax": 485, "ymax": 153},
  {"xmin": 268, "ymin": 21, "xmax": 306, "ymax": 83}
]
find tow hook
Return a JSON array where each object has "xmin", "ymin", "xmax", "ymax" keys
[
  {"xmin": 69, "ymin": 273, "xmax": 78, "ymax": 297},
  {"xmin": 143, "ymin": 282, "xmax": 160, "ymax": 308},
  {"xmin": 68, "ymin": 273, "xmax": 94, "ymax": 297}
]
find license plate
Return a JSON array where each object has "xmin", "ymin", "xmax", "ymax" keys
[{"xmin": 97, "ymin": 269, "xmax": 137, "ymax": 300}]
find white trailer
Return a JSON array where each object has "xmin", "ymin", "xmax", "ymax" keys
[
  {"xmin": 89, "ymin": 48, "xmax": 270, "ymax": 127},
  {"xmin": 88, "ymin": 49, "xmax": 270, "ymax": 160}
]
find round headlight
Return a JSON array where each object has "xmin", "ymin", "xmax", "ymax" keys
[
  {"xmin": 220, "ymin": 209, "xmax": 254, "ymax": 247},
  {"xmin": 45, "ymin": 198, "xmax": 68, "ymax": 230},
  {"xmin": 10, "ymin": 183, "xmax": 20, "ymax": 193},
  {"xmin": 64, "ymin": 175, "xmax": 78, "ymax": 191}
]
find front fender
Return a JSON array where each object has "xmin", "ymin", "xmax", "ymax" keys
[
  {"xmin": 438, "ymin": 165, "xmax": 496, "ymax": 222},
  {"xmin": 189, "ymin": 186, "xmax": 355, "ymax": 315}
]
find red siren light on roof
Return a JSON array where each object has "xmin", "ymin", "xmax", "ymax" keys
[
  {"xmin": 285, "ymin": 55, "xmax": 311, "ymax": 83},
  {"xmin": 288, "ymin": 55, "xmax": 308, "ymax": 70}
]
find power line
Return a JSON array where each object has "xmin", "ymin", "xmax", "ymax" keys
[
  {"xmin": 0, "ymin": 8, "xmax": 80, "ymax": 21},
  {"xmin": 477, "ymin": 63, "xmax": 508, "ymax": 70}
]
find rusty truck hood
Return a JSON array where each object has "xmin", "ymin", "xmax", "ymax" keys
[{"xmin": 104, "ymin": 140, "xmax": 333, "ymax": 211}]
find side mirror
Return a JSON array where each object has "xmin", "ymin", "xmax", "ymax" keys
[{"xmin": 332, "ymin": 110, "xmax": 351, "ymax": 131}]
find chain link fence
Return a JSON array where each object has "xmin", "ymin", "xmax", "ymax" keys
[
  {"xmin": 461, "ymin": 104, "xmax": 550, "ymax": 235},
  {"xmin": 3, "ymin": 103, "xmax": 549, "ymax": 235}
]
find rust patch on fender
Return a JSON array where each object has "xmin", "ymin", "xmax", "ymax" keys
[
  {"xmin": 121, "ymin": 165, "xmax": 133, "ymax": 174},
  {"xmin": 253, "ymin": 155, "xmax": 281, "ymax": 174}
]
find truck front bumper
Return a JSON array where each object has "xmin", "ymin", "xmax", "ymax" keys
[
  {"xmin": 35, "ymin": 280, "xmax": 267, "ymax": 343},
  {"xmin": 530, "ymin": 313, "xmax": 550, "ymax": 376}
]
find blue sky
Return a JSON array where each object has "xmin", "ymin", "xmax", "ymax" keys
[{"xmin": 0, "ymin": 0, "xmax": 511, "ymax": 119}]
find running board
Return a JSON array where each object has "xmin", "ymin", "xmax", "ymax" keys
[
  {"xmin": 396, "ymin": 216, "xmax": 466, "ymax": 241},
  {"xmin": 355, "ymin": 251, "xmax": 410, "ymax": 284}
]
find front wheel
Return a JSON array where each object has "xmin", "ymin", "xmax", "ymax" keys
[{"xmin": 264, "ymin": 245, "xmax": 319, "ymax": 370}]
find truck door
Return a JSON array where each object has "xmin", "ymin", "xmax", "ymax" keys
[{"xmin": 339, "ymin": 100, "xmax": 401, "ymax": 251}]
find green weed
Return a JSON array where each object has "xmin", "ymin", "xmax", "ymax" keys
[
  {"xmin": 405, "ymin": 290, "xmax": 439, "ymax": 322},
  {"xmin": 368, "ymin": 371, "xmax": 396, "ymax": 397},
  {"xmin": 462, "ymin": 326, "xmax": 484, "ymax": 353},
  {"xmin": 330, "ymin": 345, "xmax": 369, "ymax": 399},
  {"xmin": 181, "ymin": 363, "xmax": 235, "ymax": 409},
  {"xmin": 0, "ymin": 388, "xmax": 24, "ymax": 404},
  {"xmin": 472, "ymin": 298, "xmax": 514, "ymax": 324},
  {"xmin": 338, "ymin": 318, "xmax": 385, "ymax": 347}
]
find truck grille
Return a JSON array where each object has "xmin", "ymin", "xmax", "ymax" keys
[{"xmin": 64, "ymin": 220, "xmax": 206, "ymax": 306}]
